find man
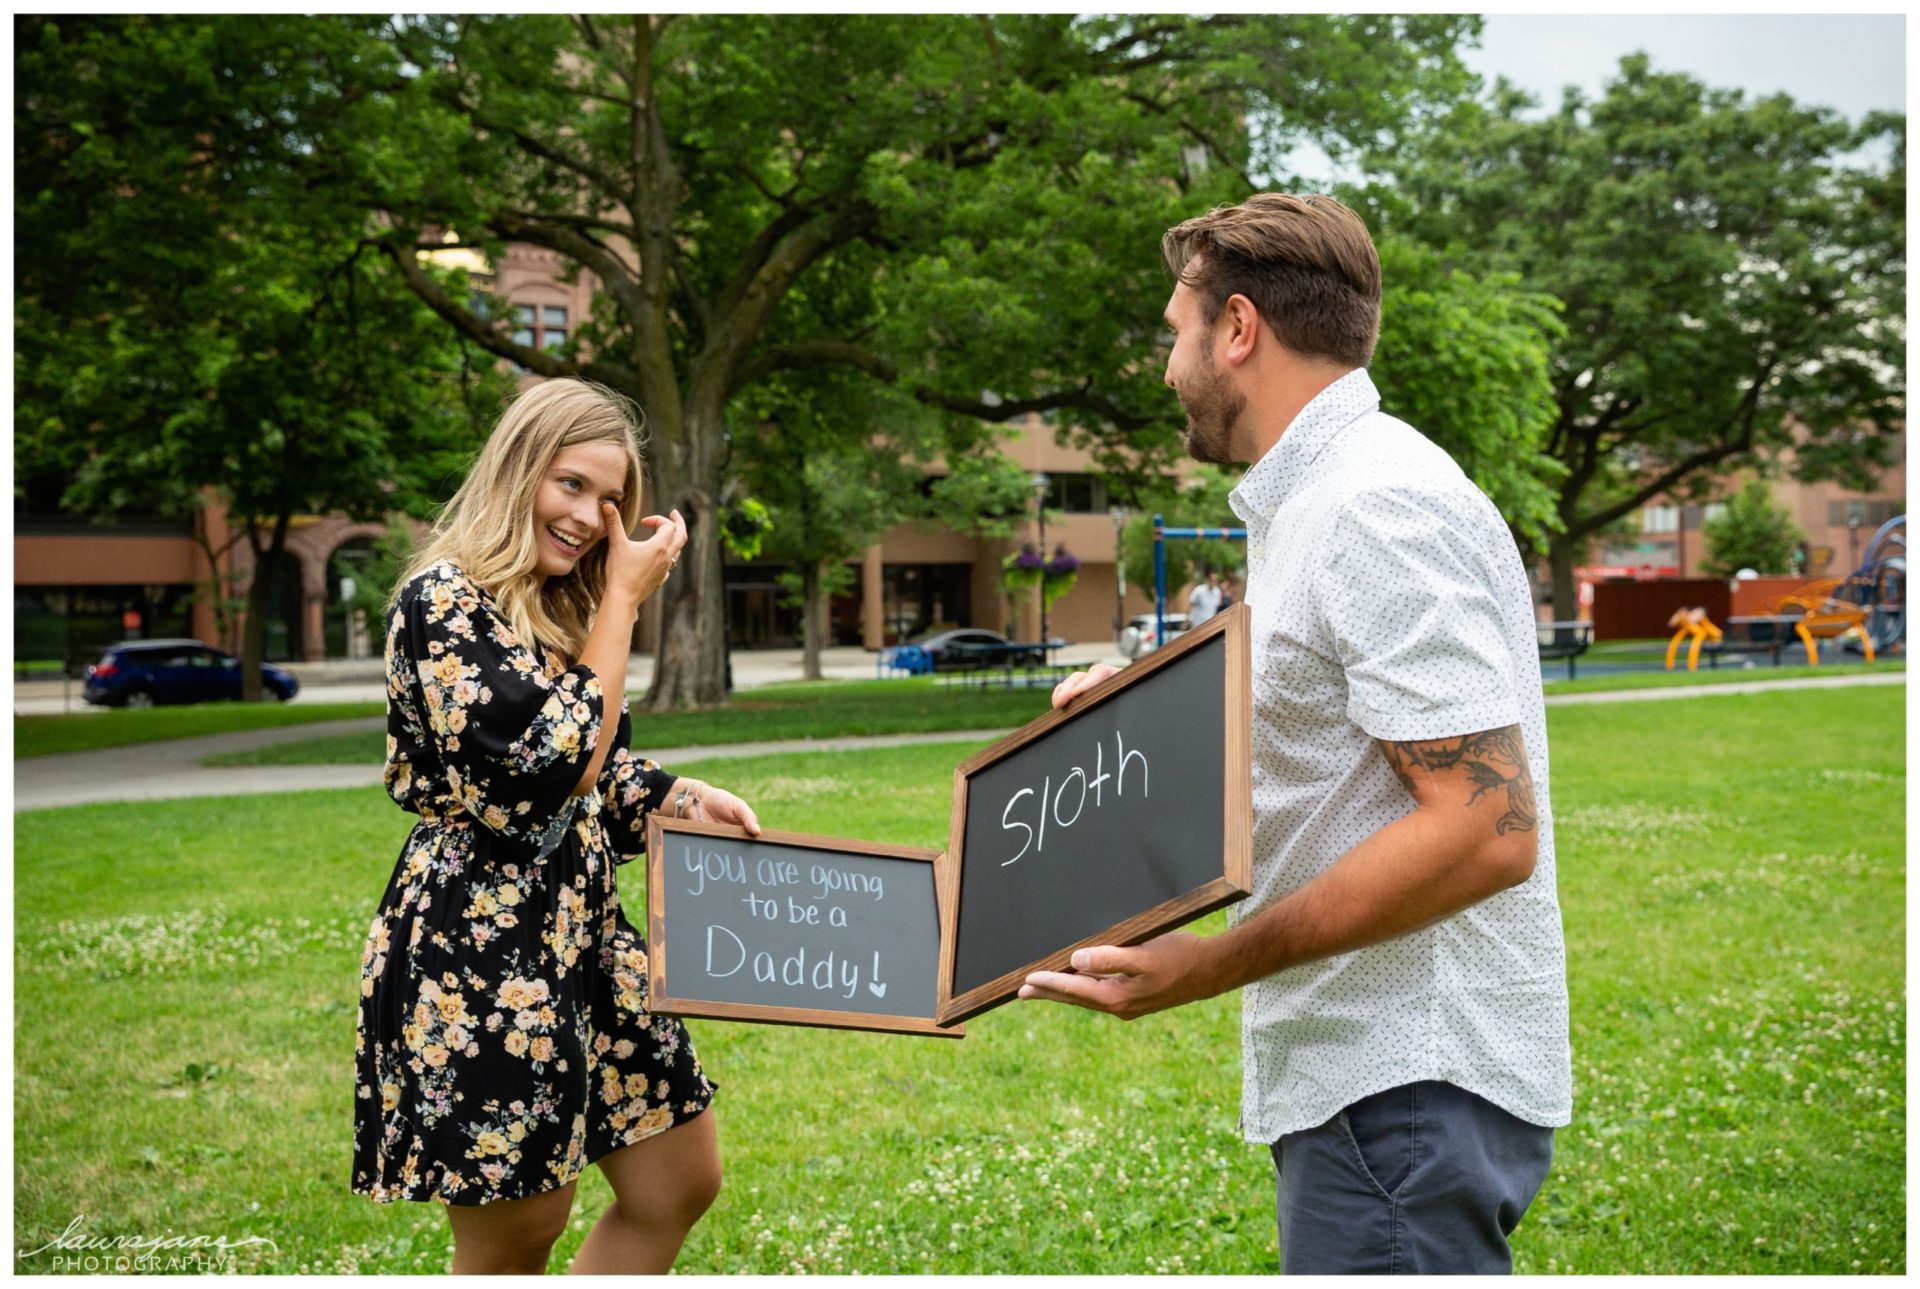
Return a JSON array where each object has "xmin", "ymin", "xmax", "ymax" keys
[
  {"xmin": 1021, "ymin": 194, "xmax": 1570, "ymax": 1274},
  {"xmin": 1187, "ymin": 570, "xmax": 1223, "ymax": 626}
]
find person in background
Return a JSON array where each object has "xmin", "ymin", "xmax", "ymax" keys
[
  {"xmin": 1187, "ymin": 570, "xmax": 1223, "ymax": 626},
  {"xmin": 1024, "ymin": 194, "xmax": 1569, "ymax": 1275}
]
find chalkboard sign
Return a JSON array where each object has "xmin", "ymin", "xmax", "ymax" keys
[
  {"xmin": 936, "ymin": 606, "xmax": 1252, "ymax": 1025},
  {"xmin": 645, "ymin": 816, "xmax": 963, "ymax": 1038}
]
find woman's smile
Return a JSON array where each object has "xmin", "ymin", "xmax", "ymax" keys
[{"xmin": 546, "ymin": 524, "xmax": 588, "ymax": 558}]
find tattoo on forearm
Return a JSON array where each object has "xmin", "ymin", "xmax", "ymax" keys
[{"xmin": 1382, "ymin": 726, "xmax": 1538, "ymax": 836}]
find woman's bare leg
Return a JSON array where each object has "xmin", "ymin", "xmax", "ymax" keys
[
  {"xmin": 567, "ymin": 1110, "xmax": 722, "ymax": 1275},
  {"xmin": 446, "ymin": 1179, "xmax": 577, "ymax": 1275}
]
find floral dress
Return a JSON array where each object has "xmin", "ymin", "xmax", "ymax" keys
[{"xmin": 352, "ymin": 559, "xmax": 715, "ymax": 1206}]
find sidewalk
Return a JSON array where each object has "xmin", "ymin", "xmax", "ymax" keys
[
  {"xmin": 12, "ymin": 669, "xmax": 1902, "ymax": 812},
  {"xmin": 14, "ymin": 725, "xmax": 1009, "ymax": 812}
]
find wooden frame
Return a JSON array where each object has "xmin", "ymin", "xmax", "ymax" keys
[
  {"xmin": 935, "ymin": 604, "xmax": 1252, "ymax": 1026},
  {"xmin": 646, "ymin": 815, "xmax": 963, "ymax": 1038}
]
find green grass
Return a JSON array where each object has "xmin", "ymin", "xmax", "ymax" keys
[
  {"xmin": 16, "ymin": 678, "xmax": 1055, "ymax": 764},
  {"xmin": 14, "ymin": 688, "xmax": 1904, "ymax": 1273},
  {"xmin": 195, "ymin": 678, "xmax": 1052, "ymax": 768},
  {"xmin": 51, "ymin": 666, "xmax": 1904, "ymax": 770},
  {"xmin": 14, "ymin": 702, "xmax": 388, "ymax": 759}
]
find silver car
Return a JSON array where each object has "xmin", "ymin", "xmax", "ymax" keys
[{"xmin": 1116, "ymin": 612, "xmax": 1191, "ymax": 660}]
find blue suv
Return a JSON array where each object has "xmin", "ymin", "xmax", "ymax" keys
[{"xmin": 82, "ymin": 639, "xmax": 300, "ymax": 708}]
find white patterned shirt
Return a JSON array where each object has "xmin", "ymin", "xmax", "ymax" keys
[{"xmin": 1225, "ymin": 367, "xmax": 1571, "ymax": 1142}]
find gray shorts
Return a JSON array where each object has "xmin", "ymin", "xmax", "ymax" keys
[{"xmin": 1269, "ymin": 1080, "xmax": 1555, "ymax": 1274}]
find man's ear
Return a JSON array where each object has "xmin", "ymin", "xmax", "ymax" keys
[{"xmin": 1220, "ymin": 293, "xmax": 1260, "ymax": 365}]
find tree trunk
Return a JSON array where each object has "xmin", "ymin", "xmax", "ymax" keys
[
  {"xmin": 801, "ymin": 561, "xmax": 824, "ymax": 681},
  {"xmin": 643, "ymin": 405, "xmax": 729, "ymax": 712},
  {"xmin": 1547, "ymin": 535, "xmax": 1579, "ymax": 624},
  {"xmin": 239, "ymin": 516, "xmax": 286, "ymax": 702}
]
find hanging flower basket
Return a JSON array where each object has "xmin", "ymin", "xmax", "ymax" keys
[
  {"xmin": 1042, "ymin": 547, "xmax": 1080, "ymax": 611},
  {"xmin": 1001, "ymin": 543, "xmax": 1046, "ymax": 595}
]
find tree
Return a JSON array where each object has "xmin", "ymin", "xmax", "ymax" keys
[
  {"xmin": 1700, "ymin": 480, "xmax": 1806, "ymax": 577},
  {"xmin": 736, "ymin": 368, "xmax": 1038, "ymax": 678},
  {"xmin": 15, "ymin": 16, "xmax": 508, "ymax": 696},
  {"xmin": 1368, "ymin": 241, "xmax": 1565, "ymax": 549},
  {"xmin": 734, "ymin": 372, "xmax": 925, "ymax": 681},
  {"xmin": 1363, "ymin": 56, "xmax": 1906, "ymax": 618},
  {"xmin": 289, "ymin": 13, "xmax": 1483, "ymax": 709}
]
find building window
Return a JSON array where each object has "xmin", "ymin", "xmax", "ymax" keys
[
  {"xmin": 1828, "ymin": 499, "xmax": 1904, "ymax": 528},
  {"xmin": 1045, "ymin": 473, "xmax": 1108, "ymax": 514},
  {"xmin": 509, "ymin": 302, "xmax": 569, "ymax": 358},
  {"xmin": 1642, "ymin": 504, "xmax": 1679, "ymax": 534}
]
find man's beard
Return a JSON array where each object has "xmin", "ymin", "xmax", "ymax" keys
[{"xmin": 1176, "ymin": 358, "xmax": 1245, "ymax": 465}]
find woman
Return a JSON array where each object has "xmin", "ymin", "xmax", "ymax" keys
[{"xmin": 352, "ymin": 379, "xmax": 759, "ymax": 1274}]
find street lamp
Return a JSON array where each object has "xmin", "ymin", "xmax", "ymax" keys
[{"xmin": 1030, "ymin": 471, "xmax": 1050, "ymax": 643}]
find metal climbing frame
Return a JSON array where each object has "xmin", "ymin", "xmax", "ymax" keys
[{"xmin": 1152, "ymin": 512, "xmax": 1248, "ymax": 648}]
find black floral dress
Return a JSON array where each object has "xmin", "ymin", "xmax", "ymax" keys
[{"xmin": 352, "ymin": 560, "xmax": 715, "ymax": 1206}]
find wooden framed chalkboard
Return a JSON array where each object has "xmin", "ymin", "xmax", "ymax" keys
[
  {"xmin": 645, "ymin": 816, "xmax": 963, "ymax": 1038},
  {"xmin": 935, "ymin": 605, "xmax": 1252, "ymax": 1026}
]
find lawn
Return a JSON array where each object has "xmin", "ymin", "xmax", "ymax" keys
[
  {"xmin": 13, "ymin": 702, "xmax": 388, "ymax": 759},
  {"xmin": 23, "ymin": 664, "xmax": 1900, "ymax": 769},
  {"xmin": 13, "ymin": 687, "xmax": 1904, "ymax": 1273},
  {"xmin": 16, "ymin": 678, "xmax": 1055, "ymax": 763}
]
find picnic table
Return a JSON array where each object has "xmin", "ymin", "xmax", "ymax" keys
[
  {"xmin": 939, "ymin": 639, "xmax": 1076, "ymax": 692},
  {"xmin": 1536, "ymin": 620, "xmax": 1593, "ymax": 680},
  {"xmin": 1706, "ymin": 615, "xmax": 1806, "ymax": 667}
]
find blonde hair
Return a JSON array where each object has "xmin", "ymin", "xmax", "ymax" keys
[{"xmin": 390, "ymin": 379, "xmax": 647, "ymax": 662}]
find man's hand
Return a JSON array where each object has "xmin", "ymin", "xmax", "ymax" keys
[
  {"xmin": 1051, "ymin": 663, "xmax": 1121, "ymax": 710},
  {"xmin": 1017, "ymin": 931, "xmax": 1217, "ymax": 1020}
]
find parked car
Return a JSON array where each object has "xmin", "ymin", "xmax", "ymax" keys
[
  {"xmin": 1116, "ymin": 612, "xmax": 1191, "ymax": 660},
  {"xmin": 908, "ymin": 628, "xmax": 1046, "ymax": 671},
  {"xmin": 82, "ymin": 639, "xmax": 300, "ymax": 708}
]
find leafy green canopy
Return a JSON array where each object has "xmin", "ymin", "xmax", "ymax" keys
[
  {"xmin": 1361, "ymin": 54, "xmax": 1905, "ymax": 611},
  {"xmin": 291, "ymin": 14, "xmax": 1522, "ymax": 705},
  {"xmin": 18, "ymin": 14, "xmax": 1575, "ymax": 704}
]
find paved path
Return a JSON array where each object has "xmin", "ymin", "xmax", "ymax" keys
[
  {"xmin": 13, "ymin": 670, "xmax": 1901, "ymax": 812},
  {"xmin": 13, "ymin": 724, "xmax": 1010, "ymax": 812},
  {"xmin": 1541, "ymin": 669, "xmax": 1906, "ymax": 705}
]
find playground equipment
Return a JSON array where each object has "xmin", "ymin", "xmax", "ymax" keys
[
  {"xmin": 1662, "ymin": 517, "xmax": 1904, "ymax": 671},
  {"xmin": 1767, "ymin": 580, "xmax": 1875, "ymax": 664},
  {"xmin": 1151, "ymin": 513, "xmax": 1247, "ymax": 650},
  {"xmin": 1665, "ymin": 608, "xmax": 1723, "ymax": 672},
  {"xmin": 1812, "ymin": 513, "xmax": 1905, "ymax": 656},
  {"xmin": 1762, "ymin": 513, "xmax": 1904, "ymax": 663}
]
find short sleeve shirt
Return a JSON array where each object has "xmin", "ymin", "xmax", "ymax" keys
[
  {"xmin": 1226, "ymin": 368, "xmax": 1571, "ymax": 1142},
  {"xmin": 1188, "ymin": 583, "xmax": 1223, "ymax": 626}
]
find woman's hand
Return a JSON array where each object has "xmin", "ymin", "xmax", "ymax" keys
[
  {"xmin": 600, "ymin": 501, "xmax": 687, "ymax": 605},
  {"xmin": 671, "ymin": 777, "xmax": 761, "ymax": 837}
]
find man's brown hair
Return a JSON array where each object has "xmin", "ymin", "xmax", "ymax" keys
[{"xmin": 1161, "ymin": 193, "xmax": 1382, "ymax": 368}]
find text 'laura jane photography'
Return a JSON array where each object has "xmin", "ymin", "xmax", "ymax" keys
[{"xmin": 18, "ymin": 1214, "xmax": 280, "ymax": 1273}]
